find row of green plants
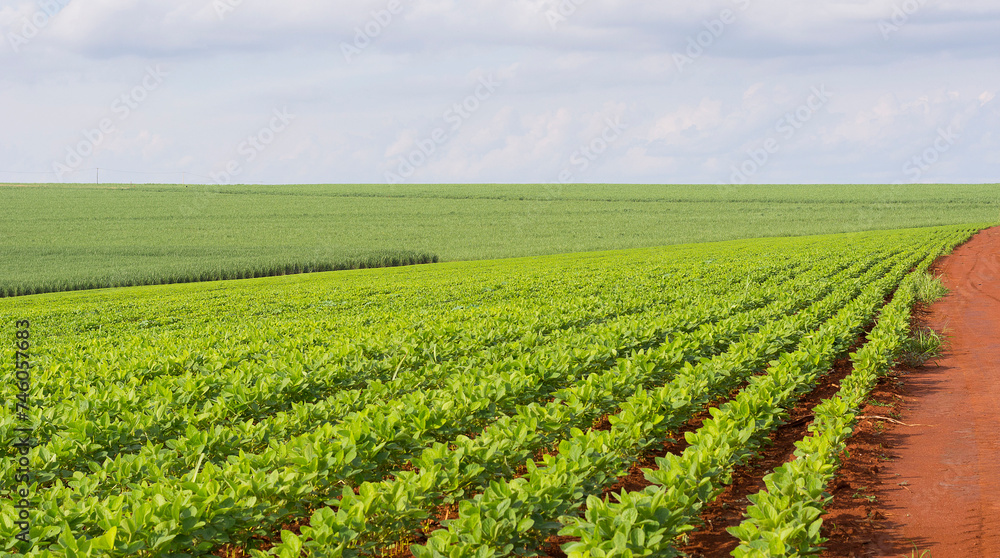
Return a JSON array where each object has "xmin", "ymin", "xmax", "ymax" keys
[
  {"xmin": 0, "ymin": 251, "xmax": 441, "ymax": 298},
  {"xmin": 728, "ymin": 260, "xmax": 950, "ymax": 556}
]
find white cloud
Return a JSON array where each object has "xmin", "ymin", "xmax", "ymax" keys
[{"xmin": 648, "ymin": 99, "xmax": 726, "ymax": 144}]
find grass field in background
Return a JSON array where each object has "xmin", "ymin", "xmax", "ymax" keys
[{"xmin": 1, "ymin": 182, "xmax": 997, "ymax": 296}]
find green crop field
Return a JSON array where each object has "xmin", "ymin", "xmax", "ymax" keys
[
  {"xmin": 0, "ymin": 224, "xmax": 983, "ymax": 556},
  {"xmin": 1, "ymin": 183, "xmax": 998, "ymax": 296}
]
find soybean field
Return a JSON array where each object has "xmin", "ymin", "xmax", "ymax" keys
[{"xmin": 0, "ymin": 224, "xmax": 982, "ymax": 557}]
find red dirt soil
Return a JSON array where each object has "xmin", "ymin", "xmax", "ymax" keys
[{"xmin": 852, "ymin": 226, "xmax": 1000, "ymax": 557}]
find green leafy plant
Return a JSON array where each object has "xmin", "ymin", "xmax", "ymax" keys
[
  {"xmin": 902, "ymin": 546, "xmax": 932, "ymax": 558},
  {"xmin": 911, "ymin": 272, "xmax": 948, "ymax": 304},
  {"xmin": 899, "ymin": 327, "xmax": 945, "ymax": 367}
]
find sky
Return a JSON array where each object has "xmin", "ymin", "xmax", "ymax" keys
[{"xmin": 0, "ymin": 0, "xmax": 997, "ymax": 185}]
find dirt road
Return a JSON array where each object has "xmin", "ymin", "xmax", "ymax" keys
[{"xmin": 871, "ymin": 226, "xmax": 1000, "ymax": 556}]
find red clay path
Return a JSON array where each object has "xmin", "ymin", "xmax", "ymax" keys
[{"xmin": 870, "ymin": 226, "xmax": 1000, "ymax": 556}]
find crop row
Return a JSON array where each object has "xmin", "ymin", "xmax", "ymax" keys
[{"xmin": 727, "ymin": 250, "xmax": 952, "ymax": 556}]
